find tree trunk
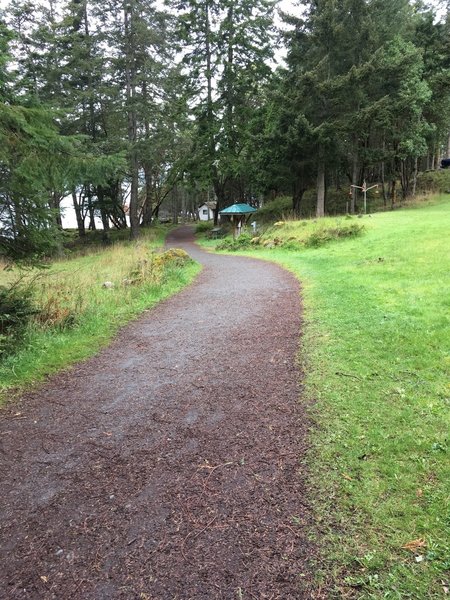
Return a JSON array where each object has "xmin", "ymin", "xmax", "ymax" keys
[
  {"xmin": 141, "ymin": 164, "xmax": 153, "ymax": 226},
  {"xmin": 96, "ymin": 186, "xmax": 110, "ymax": 242},
  {"xmin": 172, "ymin": 188, "xmax": 178, "ymax": 224},
  {"xmin": 316, "ymin": 161, "xmax": 325, "ymax": 218},
  {"xmin": 400, "ymin": 159, "xmax": 409, "ymax": 200},
  {"xmin": 292, "ymin": 179, "xmax": 306, "ymax": 215},
  {"xmin": 213, "ymin": 179, "xmax": 226, "ymax": 225},
  {"xmin": 381, "ymin": 138, "xmax": 387, "ymax": 208},
  {"xmin": 412, "ymin": 157, "xmax": 418, "ymax": 197},
  {"xmin": 141, "ymin": 79, "xmax": 153, "ymax": 228},
  {"xmin": 87, "ymin": 188, "xmax": 96, "ymax": 230},
  {"xmin": 181, "ymin": 187, "xmax": 187, "ymax": 222},
  {"xmin": 436, "ymin": 143, "xmax": 442, "ymax": 170},
  {"xmin": 129, "ymin": 152, "xmax": 140, "ymax": 238},
  {"xmin": 390, "ymin": 179, "xmax": 396, "ymax": 210},
  {"xmin": 124, "ymin": 0, "xmax": 139, "ymax": 240},
  {"xmin": 351, "ymin": 148, "xmax": 358, "ymax": 214},
  {"xmin": 49, "ymin": 192, "xmax": 63, "ymax": 228},
  {"xmin": 72, "ymin": 190, "xmax": 86, "ymax": 237},
  {"xmin": 381, "ymin": 163, "xmax": 387, "ymax": 208},
  {"xmin": 205, "ymin": 0, "xmax": 219, "ymax": 214}
]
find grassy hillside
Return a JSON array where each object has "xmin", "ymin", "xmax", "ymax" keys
[
  {"xmin": 0, "ymin": 228, "xmax": 201, "ymax": 402},
  {"xmin": 201, "ymin": 197, "xmax": 450, "ymax": 598}
]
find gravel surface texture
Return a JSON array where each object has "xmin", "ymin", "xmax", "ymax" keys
[{"xmin": 0, "ymin": 226, "xmax": 316, "ymax": 599}]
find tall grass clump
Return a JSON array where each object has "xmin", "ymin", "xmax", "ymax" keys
[
  {"xmin": 0, "ymin": 231, "xmax": 200, "ymax": 401},
  {"xmin": 0, "ymin": 281, "xmax": 38, "ymax": 357}
]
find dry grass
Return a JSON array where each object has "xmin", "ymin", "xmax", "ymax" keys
[{"xmin": 0, "ymin": 229, "xmax": 201, "ymax": 399}]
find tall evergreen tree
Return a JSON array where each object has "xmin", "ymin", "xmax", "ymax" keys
[
  {"xmin": 171, "ymin": 0, "xmax": 276, "ymax": 219},
  {"xmin": 276, "ymin": 0, "xmax": 431, "ymax": 215}
]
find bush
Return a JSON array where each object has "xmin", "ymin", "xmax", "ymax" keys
[
  {"xmin": 254, "ymin": 197, "xmax": 293, "ymax": 222},
  {"xmin": 216, "ymin": 233, "xmax": 254, "ymax": 251},
  {"xmin": 304, "ymin": 223, "xmax": 365, "ymax": 247},
  {"xmin": 0, "ymin": 283, "xmax": 38, "ymax": 357},
  {"xmin": 416, "ymin": 170, "xmax": 450, "ymax": 194},
  {"xmin": 195, "ymin": 221, "xmax": 214, "ymax": 233}
]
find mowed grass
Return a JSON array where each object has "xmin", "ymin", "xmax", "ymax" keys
[
  {"xmin": 202, "ymin": 198, "xmax": 450, "ymax": 598},
  {"xmin": 0, "ymin": 228, "xmax": 201, "ymax": 402}
]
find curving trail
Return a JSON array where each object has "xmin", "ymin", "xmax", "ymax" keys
[{"xmin": 0, "ymin": 226, "xmax": 316, "ymax": 599}]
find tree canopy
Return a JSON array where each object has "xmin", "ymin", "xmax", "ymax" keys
[{"xmin": 1, "ymin": 0, "xmax": 450, "ymax": 259}]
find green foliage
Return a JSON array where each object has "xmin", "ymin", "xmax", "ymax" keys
[
  {"xmin": 0, "ymin": 282, "xmax": 37, "ymax": 357},
  {"xmin": 195, "ymin": 221, "xmax": 214, "ymax": 233},
  {"xmin": 170, "ymin": 0, "xmax": 277, "ymax": 209},
  {"xmin": 254, "ymin": 197, "xmax": 292, "ymax": 223},
  {"xmin": 0, "ymin": 101, "xmax": 121, "ymax": 264},
  {"xmin": 303, "ymin": 222, "xmax": 364, "ymax": 247},
  {"xmin": 0, "ymin": 20, "xmax": 13, "ymax": 101},
  {"xmin": 216, "ymin": 233, "xmax": 254, "ymax": 251},
  {"xmin": 257, "ymin": 0, "xmax": 443, "ymax": 213},
  {"xmin": 213, "ymin": 219, "xmax": 365, "ymax": 252},
  {"xmin": 416, "ymin": 170, "xmax": 450, "ymax": 193}
]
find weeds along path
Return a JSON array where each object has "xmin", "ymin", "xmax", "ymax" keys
[{"xmin": 0, "ymin": 226, "xmax": 315, "ymax": 599}]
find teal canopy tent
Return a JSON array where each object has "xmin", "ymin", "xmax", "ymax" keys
[{"xmin": 219, "ymin": 203, "xmax": 257, "ymax": 238}]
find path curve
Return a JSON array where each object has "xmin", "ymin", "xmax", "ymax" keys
[{"xmin": 0, "ymin": 227, "xmax": 315, "ymax": 599}]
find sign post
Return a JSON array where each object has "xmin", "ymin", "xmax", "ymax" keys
[{"xmin": 350, "ymin": 180, "xmax": 379, "ymax": 214}]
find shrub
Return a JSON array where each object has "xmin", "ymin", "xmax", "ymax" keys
[
  {"xmin": 281, "ymin": 239, "xmax": 304, "ymax": 251},
  {"xmin": 156, "ymin": 248, "xmax": 191, "ymax": 266},
  {"xmin": 216, "ymin": 233, "xmax": 254, "ymax": 251},
  {"xmin": 0, "ymin": 283, "xmax": 38, "ymax": 357},
  {"xmin": 196, "ymin": 221, "xmax": 214, "ymax": 233},
  {"xmin": 304, "ymin": 223, "xmax": 364, "ymax": 247},
  {"xmin": 416, "ymin": 170, "xmax": 450, "ymax": 194},
  {"xmin": 254, "ymin": 197, "xmax": 293, "ymax": 223}
]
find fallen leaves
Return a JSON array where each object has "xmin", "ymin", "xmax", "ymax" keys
[{"xmin": 401, "ymin": 538, "xmax": 427, "ymax": 553}]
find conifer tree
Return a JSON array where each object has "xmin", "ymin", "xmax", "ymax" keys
[{"xmin": 170, "ymin": 0, "xmax": 276, "ymax": 219}]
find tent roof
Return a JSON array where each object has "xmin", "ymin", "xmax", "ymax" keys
[{"xmin": 219, "ymin": 203, "xmax": 257, "ymax": 215}]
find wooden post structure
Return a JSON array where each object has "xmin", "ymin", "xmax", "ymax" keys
[{"xmin": 350, "ymin": 180, "xmax": 379, "ymax": 214}]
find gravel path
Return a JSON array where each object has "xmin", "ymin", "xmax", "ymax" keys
[{"xmin": 0, "ymin": 226, "xmax": 315, "ymax": 599}]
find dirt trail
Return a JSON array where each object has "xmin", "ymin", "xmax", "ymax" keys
[{"xmin": 0, "ymin": 227, "xmax": 315, "ymax": 599}]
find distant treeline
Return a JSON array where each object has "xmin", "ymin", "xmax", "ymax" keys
[{"xmin": 1, "ymin": 0, "xmax": 449, "ymax": 261}]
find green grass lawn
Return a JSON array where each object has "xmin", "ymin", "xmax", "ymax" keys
[
  {"xmin": 0, "ymin": 228, "xmax": 201, "ymax": 402},
  {"xmin": 201, "ymin": 198, "xmax": 450, "ymax": 598}
]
